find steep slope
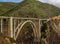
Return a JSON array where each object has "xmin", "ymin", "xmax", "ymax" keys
[
  {"xmin": 0, "ymin": 2, "xmax": 17, "ymax": 15},
  {"xmin": 1, "ymin": 0, "xmax": 60, "ymax": 18},
  {"xmin": 0, "ymin": 33, "xmax": 11, "ymax": 44}
]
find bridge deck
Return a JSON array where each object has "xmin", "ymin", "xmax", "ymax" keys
[{"xmin": 0, "ymin": 16, "xmax": 49, "ymax": 20}]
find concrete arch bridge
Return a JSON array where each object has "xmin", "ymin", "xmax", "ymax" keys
[{"xmin": 0, "ymin": 16, "xmax": 60, "ymax": 44}]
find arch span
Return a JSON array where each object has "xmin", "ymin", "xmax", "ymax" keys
[{"xmin": 15, "ymin": 20, "xmax": 37, "ymax": 40}]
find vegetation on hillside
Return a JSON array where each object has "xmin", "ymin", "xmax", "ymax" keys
[
  {"xmin": 0, "ymin": 0, "xmax": 60, "ymax": 18},
  {"xmin": 0, "ymin": 2, "xmax": 17, "ymax": 15}
]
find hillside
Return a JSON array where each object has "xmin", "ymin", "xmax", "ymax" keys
[
  {"xmin": 0, "ymin": 0, "xmax": 60, "ymax": 18},
  {"xmin": 0, "ymin": 2, "xmax": 17, "ymax": 15}
]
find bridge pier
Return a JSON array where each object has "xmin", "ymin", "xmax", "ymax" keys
[{"xmin": 10, "ymin": 17, "xmax": 14, "ymax": 38}]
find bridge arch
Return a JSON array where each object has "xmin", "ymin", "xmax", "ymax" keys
[{"xmin": 15, "ymin": 20, "xmax": 37, "ymax": 41}]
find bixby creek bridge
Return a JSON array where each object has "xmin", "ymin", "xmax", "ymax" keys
[{"xmin": 0, "ymin": 16, "xmax": 60, "ymax": 44}]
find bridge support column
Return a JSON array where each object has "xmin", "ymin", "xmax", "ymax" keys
[
  {"xmin": 10, "ymin": 17, "xmax": 13, "ymax": 38},
  {"xmin": 38, "ymin": 19, "xmax": 41, "ymax": 42},
  {"xmin": 34, "ymin": 20, "xmax": 41, "ymax": 43},
  {"xmin": 1, "ymin": 19, "xmax": 3, "ymax": 33},
  {"xmin": 37, "ymin": 19, "xmax": 41, "ymax": 42}
]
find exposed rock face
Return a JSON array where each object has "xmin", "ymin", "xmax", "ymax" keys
[
  {"xmin": 0, "ymin": 33, "xmax": 10, "ymax": 44},
  {"xmin": 0, "ymin": 33, "xmax": 16, "ymax": 44},
  {"xmin": 41, "ymin": 21, "xmax": 60, "ymax": 44},
  {"xmin": 46, "ymin": 30, "xmax": 60, "ymax": 44}
]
